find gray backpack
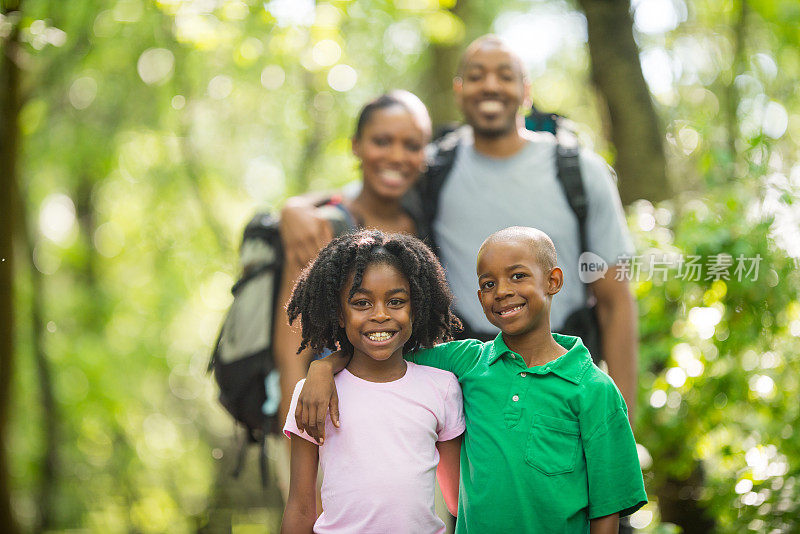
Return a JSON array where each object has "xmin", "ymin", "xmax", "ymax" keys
[{"xmin": 208, "ymin": 202, "xmax": 356, "ymax": 483}]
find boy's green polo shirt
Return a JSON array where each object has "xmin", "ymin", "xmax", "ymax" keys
[{"xmin": 408, "ymin": 333, "xmax": 647, "ymax": 533}]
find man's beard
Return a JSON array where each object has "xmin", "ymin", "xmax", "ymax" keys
[{"xmin": 470, "ymin": 117, "xmax": 516, "ymax": 139}]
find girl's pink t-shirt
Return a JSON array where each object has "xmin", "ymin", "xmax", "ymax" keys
[{"xmin": 284, "ymin": 361, "xmax": 465, "ymax": 534}]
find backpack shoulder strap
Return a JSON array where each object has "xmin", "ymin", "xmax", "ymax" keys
[
  {"xmin": 329, "ymin": 201, "xmax": 359, "ymax": 234},
  {"xmin": 316, "ymin": 198, "xmax": 359, "ymax": 237},
  {"xmin": 417, "ymin": 127, "xmax": 463, "ymax": 249},
  {"xmin": 555, "ymin": 142, "xmax": 588, "ymax": 255}
]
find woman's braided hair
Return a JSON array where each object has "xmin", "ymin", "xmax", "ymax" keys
[{"xmin": 287, "ymin": 229, "xmax": 462, "ymax": 356}]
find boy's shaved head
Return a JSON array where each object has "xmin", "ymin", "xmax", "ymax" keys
[{"xmin": 479, "ymin": 226, "xmax": 557, "ymax": 272}]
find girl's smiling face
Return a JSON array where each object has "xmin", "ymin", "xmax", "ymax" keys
[
  {"xmin": 339, "ymin": 262, "xmax": 413, "ymax": 365},
  {"xmin": 352, "ymin": 106, "xmax": 428, "ymax": 202}
]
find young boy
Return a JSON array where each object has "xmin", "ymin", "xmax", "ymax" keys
[{"xmin": 299, "ymin": 226, "xmax": 646, "ymax": 533}]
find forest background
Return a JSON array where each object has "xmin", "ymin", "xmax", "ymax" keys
[{"xmin": 2, "ymin": 0, "xmax": 799, "ymax": 532}]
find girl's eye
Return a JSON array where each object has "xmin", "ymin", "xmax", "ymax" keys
[
  {"xmin": 388, "ymin": 298, "xmax": 406, "ymax": 307},
  {"xmin": 351, "ymin": 299, "xmax": 370, "ymax": 307}
]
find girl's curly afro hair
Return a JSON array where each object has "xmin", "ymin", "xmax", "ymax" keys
[{"xmin": 287, "ymin": 229, "xmax": 462, "ymax": 356}]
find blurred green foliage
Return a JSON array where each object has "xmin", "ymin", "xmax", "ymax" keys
[{"xmin": 4, "ymin": 0, "xmax": 800, "ymax": 532}]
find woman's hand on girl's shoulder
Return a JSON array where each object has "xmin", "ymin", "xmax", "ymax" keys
[{"xmin": 296, "ymin": 358, "xmax": 341, "ymax": 444}]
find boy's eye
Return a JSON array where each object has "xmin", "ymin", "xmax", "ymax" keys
[
  {"xmin": 480, "ymin": 281, "xmax": 495, "ymax": 290},
  {"xmin": 511, "ymin": 272, "xmax": 528, "ymax": 280}
]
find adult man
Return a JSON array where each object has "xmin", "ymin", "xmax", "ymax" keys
[{"xmin": 281, "ymin": 35, "xmax": 638, "ymax": 420}]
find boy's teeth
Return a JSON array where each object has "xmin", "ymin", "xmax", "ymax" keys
[
  {"xmin": 478, "ymin": 100, "xmax": 503, "ymax": 113},
  {"xmin": 499, "ymin": 305, "xmax": 523, "ymax": 316},
  {"xmin": 367, "ymin": 332, "xmax": 393, "ymax": 341}
]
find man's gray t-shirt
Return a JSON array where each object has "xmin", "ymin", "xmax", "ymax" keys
[{"xmin": 434, "ymin": 133, "xmax": 633, "ymax": 334}]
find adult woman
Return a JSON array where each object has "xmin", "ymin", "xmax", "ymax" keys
[{"xmin": 273, "ymin": 90, "xmax": 432, "ymax": 466}]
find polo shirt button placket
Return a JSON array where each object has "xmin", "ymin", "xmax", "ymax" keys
[
  {"xmin": 520, "ymin": 372, "xmax": 527, "ymax": 377},
  {"xmin": 512, "ymin": 395, "xmax": 520, "ymax": 402}
]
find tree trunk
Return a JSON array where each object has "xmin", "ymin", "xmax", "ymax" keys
[
  {"xmin": 293, "ymin": 70, "xmax": 327, "ymax": 195},
  {"xmin": 425, "ymin": 42, "xmax": 462, "ymax": 130},
  {"xmin": 724, "ymin": 0, "xmax": 747, "ymax": 176},
  {"xmin": 421, "ymin": 0, "xmax": 503, "ymax": 130},
  {"xmin": 0, "ymin": 2, "xmax": 22, "ymax": 532},
  {"xmin": 577, "ymin": 0, "xmax": 671, "ymax": 204},
  {"xmin": 17, "ymin": 187, "xmax": 60, "ymax": 532}
]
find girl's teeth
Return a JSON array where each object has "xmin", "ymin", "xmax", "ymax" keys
[{"xmin": 367, "ymin": 332, "xmax": 393, "ymax": 341}]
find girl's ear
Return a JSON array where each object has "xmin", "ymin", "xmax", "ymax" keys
[{"xmin": 338, "ymin": 309, "xmax": 345, "ymax": 328}]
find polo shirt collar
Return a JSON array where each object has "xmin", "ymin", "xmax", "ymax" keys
[
  {"xmin": 486, "ymin": 332, "xmax": 513, "ymax": 365},
  {"xmin": 487, "ymin": 332, "xmax": 592, "ymax": 385}
]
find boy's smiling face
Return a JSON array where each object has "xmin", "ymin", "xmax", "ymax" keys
[{"xmin": 476, "ymin": 239, "xmax": 562, "ymax": 337}]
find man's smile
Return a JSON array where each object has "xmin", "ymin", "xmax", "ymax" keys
[{"xmin": 477, "ymin": 99, "xmax": 505, "ymax": 116}]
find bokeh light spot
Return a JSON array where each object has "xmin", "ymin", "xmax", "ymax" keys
[
  {"xmin": 327, "ymin": 64, "xmax": 357, "ymax": 92},
  {"xmin": 633, "ymin": 0, "xmax": 683, "ymax": 34},
  {"xmin": 665, "ymin": 367, "xmax": 686, "ymax": 387},
  {"xmin": 93, "ymin": 222, "xmax": 125, "ymax": 258},
  {"xmin": 39, "ymin": 193, "xmax": 77, "ymax": 244},
  {"xmin": 763, "ymin": 101, "xmax": 788, "ymax": 139},
  {"xmin": 137, "ymin": 48, "xmax": 174, "ymax": 85},
  {"xmin": 311, "ymin": 39, "xmax": 342, "ymax": 67},
  {"xmin": 260, "ymin": 65, "xmax": 285, "ymax": 90},
  {"xmin": 629, "ymin": 509, "xmax": 653, "ymax": 529},
  {"xmin": 208, "ymin": 75, "xmax": 233, "ymax": 100},
  {"xmin": 735, "ymin": 478, "xmax": 753, "ymax": 494},
  {"xmin": 69, "ymin": 76, "xmax": 98, "ymax": 110},
  {"xmin": 650, "ymin": 389, "xmax": 667, "ymax": 408}
]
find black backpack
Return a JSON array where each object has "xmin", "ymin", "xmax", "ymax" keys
[
  {"xmin": 418, "ymin": 104, "xmax": 603, "ymax": 361},
  {"xmin": 208, "ymin": 201, "xmax": 356, "ymax": 484}
]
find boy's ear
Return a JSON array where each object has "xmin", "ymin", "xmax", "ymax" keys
[{"xmin": 548, "ymin": 267, "xmax": 564, "ymax": 295}]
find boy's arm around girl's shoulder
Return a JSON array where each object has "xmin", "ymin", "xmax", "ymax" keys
[
  {"xmin": 405, "ymin": 338, "xmax": 485, "ymax": 379},
  {"xmin": 295, "ymin": 351, "xmax": 351, "ymax": 444}
]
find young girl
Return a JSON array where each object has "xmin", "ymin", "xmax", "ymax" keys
[{"xmin": 280, "ymin": 230, "xmax": 464, "ymax": 534}]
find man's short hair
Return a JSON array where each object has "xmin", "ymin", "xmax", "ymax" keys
[{"xmin": 456, "ymin": 34, "xmax": 528, "ymax": 83}]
